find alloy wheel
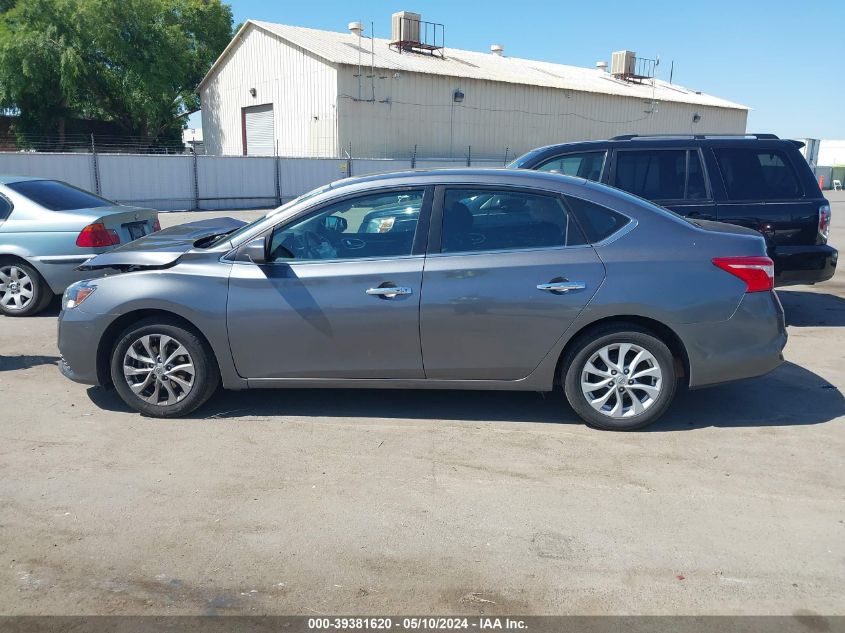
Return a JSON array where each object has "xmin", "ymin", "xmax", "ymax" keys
[
  {"xmin": 580, "ymin": 342, "xmax": 663, "ymax": 419},
  {"xmin": 0, "ymin": 265, "xmax": 35, "ymax": 312},
  {"xmin": 122, "ymin": 334, "xmax": 196, "ymax": 406}
]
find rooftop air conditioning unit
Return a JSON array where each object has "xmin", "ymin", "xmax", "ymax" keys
[
  {"xmin": 392, "ymin": 10, "xmax": 421, "ymax": 43},
  {"xmin": 611, "ymin": 50, "xmax": 636, "ymax": 77}
]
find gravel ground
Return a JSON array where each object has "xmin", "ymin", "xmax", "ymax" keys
[{"xmin": 0, "ymin": 194, "xmax": 843, "ymax": 616}]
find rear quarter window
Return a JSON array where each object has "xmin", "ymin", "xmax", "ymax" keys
[
  {"xmin": 564, "ymin": 195, "xmax": 630, "ymax": 243},
  {"xmin": 6, "ymin": 180, "xmax": 113, "ymax": 211},
  {"xmin": 713, "ymin": 148, "xmax": 803, "ymax": 200},
  {"xmin": 0, "ymin": 194, "xmax": 11, "ymax": 221}
]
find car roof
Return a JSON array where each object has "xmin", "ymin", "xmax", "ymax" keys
[
  {"xmin": 0, "ymin": 175, "xmax": 50, "ymax": 185},
  {"xmin": 520, "ymin": 135, "xmax": 803, "ymax": 157},
  {"xmin": 329, "ymin": 167, "xmax": 586, "ymax": 190}
]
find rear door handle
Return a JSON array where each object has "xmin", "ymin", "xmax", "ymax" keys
[
  {"xmin": 366, "ymin": 286, "xmax": 413, "ymax": 298},
  {"xmin": 537, "ymin": 281, "xmax": 586, "ymax": 293}
]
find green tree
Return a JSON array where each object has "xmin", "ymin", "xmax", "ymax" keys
[{"xmin": 0, "ymin": 0, "xmax": 233, "ymax": 143}]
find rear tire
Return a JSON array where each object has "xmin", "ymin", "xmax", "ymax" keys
[
  {"xmin": 110, "ymin": 318, "xmax": 220, "ymax": 418},
  {"xmin": 0, "ymin": 260, "xmax": 53, "ymax": 317},
  {"xmin": 563, "ymin": 325, "xmax": 677, "ymax": 431}
]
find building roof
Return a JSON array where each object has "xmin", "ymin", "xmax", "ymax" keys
[{"xmin": 199, "ymin": 20, "xmax": 748, "ymax": 111}]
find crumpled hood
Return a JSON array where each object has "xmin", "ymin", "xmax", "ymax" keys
[{"xmin": 76, "ymin": 217, "xmax": 246, "ymax": 271}]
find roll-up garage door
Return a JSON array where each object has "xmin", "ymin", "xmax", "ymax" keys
[{"xmin": 242, "ymin": 104, "xmax": 275, "ymax": 156}]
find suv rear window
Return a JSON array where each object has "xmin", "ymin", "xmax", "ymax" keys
[
  {"xmin": 564, "ymin": 195, "xmax": 630, "ymax": 243},
  {"xmin": 713, "ymin": 148, "xmax": 802, "ymax": 200},
  {"xmin": 6, "ymin": 180, "xmax": 113, "ymax": 211},
  {"xmin": 613, "ymin": 149, "xmax": 711, "ymax": 201}
]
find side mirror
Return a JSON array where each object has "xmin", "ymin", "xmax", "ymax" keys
[{"xmin": 242, "ymin": 237, "xmax": 267, "ymax": 264}]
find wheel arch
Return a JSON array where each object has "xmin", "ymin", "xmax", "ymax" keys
[
  {"xmin": 554, "ymin": 315, "xmax": 690, "ymax": 387},
  {"xmin": 96, "ymin": 309, "xmax": 222, "ymax": 387}
]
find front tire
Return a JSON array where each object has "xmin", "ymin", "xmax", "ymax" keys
[
  {"xmin": 110, "ymin": 319, "xmax": 220, "ymax": 418},
  {"xmin": 563, "ymin": 325, "xmax": 677, "ymax": 431},
  {"xmin": 0, "ymin": 260, "xmax": 53, "ymax": 316}
]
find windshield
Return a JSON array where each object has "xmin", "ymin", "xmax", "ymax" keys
[
  {"xmin": 7, "ymin": 179, "xmax": 114, "ymax": 211},
  {"xmin": 506, "ymin": 148, "xmax": 547, "ymax": 169},
  {"xmin": 204, "ymin": 183, "xmax": 335, "ymax": 248}
]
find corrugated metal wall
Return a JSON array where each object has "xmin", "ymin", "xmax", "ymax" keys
[
  {"xmin": 1, "ymin": 152, "xmax": 456, "ymax": 210},
  {"xmin": 199, "ymin": 24, "xmax": 338, "ymax": 157},
  {"xmin": 0, "ymin": 153, "xmax": 94, "ymax": 190},
  {"xmin": 337, "ymin": 67, "xmax": 748, "ymax": 159},
  {"xmin": 99, "ymin": 154, "xmax": 194, "ymax": 209}
]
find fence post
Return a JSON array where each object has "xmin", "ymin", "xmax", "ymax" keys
[
  {"xmin": 411, "ymin": 144, "xmax": 417, "ymax": 169},
  {"xmin": 346, "ymin": 142, "xmax": 353, "ymax": 177},
  {"xmin": 503, "ymin": 147, "xmax": 509, "ymax": 166},
  {"xmin": 90, "ymin": 134, "xmax": 101, "ymax": 195},
  {"xmin": 191, "ymin": 150, "xmax": 199, "ymax": 210},
  {"xmin": 274, "ymin": 141, "xmax": 282, "ymax": 205},
  {"xmin": 465, "ymin": 145, "xmax": 472, "ymax": 167}
]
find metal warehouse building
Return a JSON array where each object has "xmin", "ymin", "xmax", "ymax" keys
[{"xmin": 198, "ymin": 12, "xmax": 749, "ymax": 159}]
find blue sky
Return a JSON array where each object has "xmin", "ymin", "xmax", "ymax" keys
[{"xmin": 191, "ymin": 0, "xmax": 842, "ymax": 140}]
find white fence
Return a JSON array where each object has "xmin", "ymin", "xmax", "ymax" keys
[{"xmin": 0, "ymin": 152, "xmax": 509, "ymax": 211}]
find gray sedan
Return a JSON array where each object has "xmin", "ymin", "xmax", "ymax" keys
[
  {"xmin": 0, "ymin": 176, "xmax": 159, "ymax": 316},
  {"xmin": 57, "ymin": 169, "xmax": 787, "ymax": 430}
]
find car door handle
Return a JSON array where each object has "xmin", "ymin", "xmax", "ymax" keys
[
  {"xmin": 536, "ymin": 281, "xmax": 586, "ymax": 293},
  {"xmin": 366, "ymin": 286, "xmax": 413, "ymax": 298}
]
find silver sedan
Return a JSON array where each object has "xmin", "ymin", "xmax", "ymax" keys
[
  {"xmin": 57, "ymin": 169, "xmax": 786, "ymax": 430},
  {"xmin": 0, "ymin": 176, "xmax": 159, "ymax": 316}
]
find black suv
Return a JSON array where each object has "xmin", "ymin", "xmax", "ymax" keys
[{"xmin": 509, "ymin": 134, "xmax": 836, "ymax": 286}]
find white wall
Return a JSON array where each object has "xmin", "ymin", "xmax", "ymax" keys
[
  {"xmin": 336, "ymin": 66, "xmax": 749, "ymax": 159},
  {"xmin": 818, "ymin": 140, "xmax": 845, "ymax": 166},
  {"xmin": 199, "ymin": 24, "xmax": 338, "ymax": 157},
  {"xmin": 0, "ymin": 153, "xmax": 95, "ymax": 190}
]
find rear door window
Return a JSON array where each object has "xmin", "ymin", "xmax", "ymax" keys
[
  {"xmin": 6, "ymin": 180, "xmax": 113, "ymax": 211},
  {"xmin": 535, "ymin": 151, "xmax": 607, "ymax": 181},
  {"xmin": 439, "ymin": 189, "xmax": 586, "ymax": 253},
  {"xmin": 613, "ymin": 149, "xmax": 687, "ymax": 200},
  {"xmin": 713, "ymin": 148, "xmax": 803, "ymax": 200},
  {"xmin": 687, "ymin": 150, "xmax": 708, "ymax": 199}
]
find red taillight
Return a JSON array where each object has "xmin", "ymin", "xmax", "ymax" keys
[
  {"xmin": 76, "ymin": 222, "xmax": 120, "ymax": 248},
  {"xmin": 712, "ymin": 256, "xmax": 774, "ymax": 293},
  {"xmin": 152, "ymin": 218, "xmax": 161, "ymax": 232},
  {"xmin": 818, "ymin": 204, "xmax": 831, "ymax": 242}
]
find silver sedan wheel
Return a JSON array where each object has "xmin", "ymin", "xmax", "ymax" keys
[
  {"xmin": 580, "ymin": 343, "xmax": 663, "ymax": 419},
  {"xmin": 0, "ymin": 265, "xmax": 35, "ymax": 312},
  {"xmin": 123, "ymin": 334, "xmax": 196, "ymax": 406}
]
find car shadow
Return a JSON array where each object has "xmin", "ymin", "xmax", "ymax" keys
[
  {"xmin": 778, "ymin": 289, "xmax": 845, "ymax": 327},
  {"xmin": 0, "ymin": 354, "xmax": 60, "ymax": 371},
  {"xmin": 86, "ymin": 361, "xmax": 844, "ymax": 431}
]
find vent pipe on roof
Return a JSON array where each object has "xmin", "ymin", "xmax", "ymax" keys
[
  {"xmin": 596, "ymin": 61, "xmax": 608, "ymax": 72},
  {"xmin": 491, "ymin": 44, "xmax": 504, "ymax": 56},
  {"xmin": 348, "ymin": 21, "xmax": 364, "ymax": 36}
]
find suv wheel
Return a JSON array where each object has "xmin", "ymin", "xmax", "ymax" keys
[
  {"xmin": 563, "ymin": 326, "xmax": 677, "ymax": 431},
  {"xmin": 110, "ymin": 319, "xmax": 220, "ymax": 417},
  {"xmin": 0, "ymin": 261, "xmax": 53, "ymax": 317}
]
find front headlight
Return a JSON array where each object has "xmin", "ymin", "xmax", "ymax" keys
[{"xmin": 63, "ymin": 281, "xmax": 96, "ymax": 309}]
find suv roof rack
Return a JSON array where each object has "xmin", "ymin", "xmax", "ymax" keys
[{"xmin": 609, "ymin": 133, "xmax": 780, "ymax": 141}]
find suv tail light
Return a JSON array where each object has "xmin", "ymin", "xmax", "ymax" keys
[
  {"xmin": 818, "ymin": 204, "xmax": 831, "ymax": 242},
  {"xmin": 76, "ymin": 222, "xmax": 120, "ymax": 248},
  {"xmin": 712, "ymin": 256, "xmax": 774, "ymax": 293}
]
